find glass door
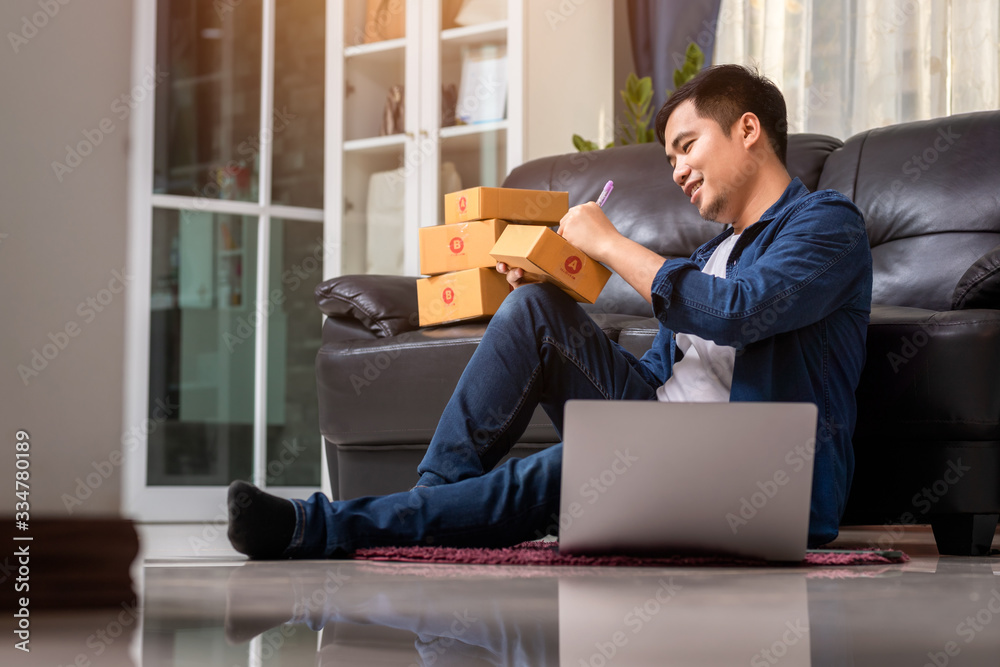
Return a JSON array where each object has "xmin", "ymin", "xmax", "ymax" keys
[{"xmin": 125, "ymin": 0, "xmax": 328, "ymax": 521}]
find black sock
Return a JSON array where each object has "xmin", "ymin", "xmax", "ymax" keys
[{"xmin": 227, "ymin": 481, "xmax": 296, "ymax": 560}]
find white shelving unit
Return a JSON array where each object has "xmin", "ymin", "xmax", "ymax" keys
[{"xmin": 325, "ymin": 0, "xmax": 615, "ymax": 280}]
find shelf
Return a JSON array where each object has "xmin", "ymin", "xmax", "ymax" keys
[
  {"xmin": 439, "ymin": 121, "xmax": 507, "ymax": 152},
  {"xmin": 441, "ymin": 21, "xmax": 507, "ymax": 66},
  {"xmin": 441, "ymin": 20, "xmax": 506, "ymax": 46},
  {"xmin": 343, "ymin": 124, "xmax": 506, "ymax": 156},
  {"xmin": 343, "ymin": 134, "xmax": 406, "ymax": 157},
  {"xmin": 171, "ymin": 73, "xmax": 225, "ymax": 87},
  {"xmin": 440, "ymin": 120, "xmax": 507, "ymax": 138},
  {"xmin": 345, "ymin": 37, "xmax": 405, "ymax": 60}
]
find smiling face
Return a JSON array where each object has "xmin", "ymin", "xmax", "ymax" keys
[{"xmin": 663, "ymin": 99, "xmax": 750, "ymax": 225}]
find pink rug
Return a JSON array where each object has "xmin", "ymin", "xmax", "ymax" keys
[{"xmin": 353, "ymin": 541, "xmax": 908, "ymax": 568}]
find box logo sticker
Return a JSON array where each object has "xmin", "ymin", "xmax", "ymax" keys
[
  {"xmin": 458, "ymin": 196, "xmax": 467, "ymax": 212},
  {"xmin": 564, "ymin": 256, "xmax": 583, "ymax": 276},
  {"xmin": 442, "ymin": 287, "xmax": 455, "ymax": 304},
  {"xmin": 449, "ymin": 237, "xmax": 465, "ymax": 254}
]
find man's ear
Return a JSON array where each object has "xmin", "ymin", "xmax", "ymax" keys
[{"xmin": 738, "ymin": 112, "xmax": 763, "ymax": 150}]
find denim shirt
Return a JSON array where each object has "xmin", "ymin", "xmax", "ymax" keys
[{"xmin": 616, "ymin": 178, "xmax": 874, "ymax": 546}]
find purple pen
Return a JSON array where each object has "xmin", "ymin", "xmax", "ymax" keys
[{"xmin": 596, "ymin": 180, "xmax": 614, "ymax": 207}]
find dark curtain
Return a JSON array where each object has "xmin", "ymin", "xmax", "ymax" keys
[{"xmin": 628, "ymin": 0, "xmax": 723, "ymax": 113}]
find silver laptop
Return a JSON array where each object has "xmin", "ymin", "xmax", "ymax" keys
[{"xmin": 558, "ymin": 400, "xmax": 818, "ymax": 561}]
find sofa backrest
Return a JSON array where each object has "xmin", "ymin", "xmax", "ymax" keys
[
  {"xmin": 502, "ymin": 134, "xmax": 842, "ymax": 316},
  {"xmin": 818, "ymin": 110, "xmax": 1000, "ymax": 311}
]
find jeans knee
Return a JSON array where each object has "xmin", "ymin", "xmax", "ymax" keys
[
  {"xmin": 490, "ymin": 283, "xmax": 591, "ymax": 345},
  {"xmin": 500, "ymin": 282, "xmax": 574, "ymax": 318}
]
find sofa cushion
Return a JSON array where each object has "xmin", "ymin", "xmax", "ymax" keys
[
  {"xmin": 818, "ymin": 111, "xmax": 1000, "ymax": 311},
  {"xmin": 952, "ymin": 243, "xmax": 1000, "ymax": 310}
]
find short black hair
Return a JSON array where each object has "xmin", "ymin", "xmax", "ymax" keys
[{"xmin": 654, "ymin": 64, "xmax": 788, "ymax": 165}]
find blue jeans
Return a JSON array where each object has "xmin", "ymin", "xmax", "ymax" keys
[{"xmin": 284, "ymin": 283, "xmax": 659, "ymax": 558}]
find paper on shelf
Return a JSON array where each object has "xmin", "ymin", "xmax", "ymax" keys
[{"xmin": 456, "ymin": 44, "xmax": 507, "ymax": 125}]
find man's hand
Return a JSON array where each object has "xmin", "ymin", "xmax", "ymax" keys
[
  {"xmin": 496, "ymin": 262, "xmax": 545, "ymax": 289},
  {"xmin": 557, "ymin": 201, "xmax": 622, "ymax": 263},
  {"xmin": 560, "ymin": 201, "xmax": 666, "ymax": 305}
]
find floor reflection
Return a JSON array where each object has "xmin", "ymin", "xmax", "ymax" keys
[
  {"xmin": 224, "ymin": 562, "xmax": 558, "ymax": 665},
  {"xmin": 560, "ymin": 573, "xmax": 810, "ymax": 665},
  {"xmin": 141, "ymin": 549, "xmax": 1000, "ymax": 667}
]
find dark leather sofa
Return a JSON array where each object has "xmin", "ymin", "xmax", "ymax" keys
[{"xmin": 315, "ymin": 110, "xmax": 1000, "ymax": 555}]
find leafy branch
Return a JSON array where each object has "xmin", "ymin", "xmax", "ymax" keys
[{"xmin": 572, "ymin": 42, "xmax": 705, "ymax": 152}]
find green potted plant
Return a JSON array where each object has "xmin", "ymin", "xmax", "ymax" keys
[{"xmin": 573, "ymin": 42, "xmax": 705, "ymax": 151}]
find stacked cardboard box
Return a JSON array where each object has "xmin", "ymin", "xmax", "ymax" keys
[{"xmin": 417, "ymin": 186, "xmax": 610, "ymax": 326}]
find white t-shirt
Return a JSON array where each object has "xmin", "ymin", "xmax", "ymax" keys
[{"xmin": 656, "ymin": 233, "xmax": 740, "ymax": 403}]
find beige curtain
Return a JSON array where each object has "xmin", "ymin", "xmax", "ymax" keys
[{"xmin": 714, "ymin": 0, "xmax": 1000, "ymax": 137}]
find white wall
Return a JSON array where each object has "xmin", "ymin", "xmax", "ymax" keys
[
  {"xmin": 0, "ymin": 0, "xmax": 133, "ymax": 517},
  {"xmin": 524, "ymin": 0, "xmax": 616, "ymax": 160}
]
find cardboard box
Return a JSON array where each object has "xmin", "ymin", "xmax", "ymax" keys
[
  {"xmin": 419, "ymin": 219, "xmax": 508, "ymax": 276},
  {"xmin": 444, "ymin": 187, "xmax": 569, "ymax": 225},
  {"xmin": 489, "ymin": 225, "xmax": 612, "ymax": 303},
  {"xmin": 417, "ymin": 267, "xmax": 513, "ymax": 326}
]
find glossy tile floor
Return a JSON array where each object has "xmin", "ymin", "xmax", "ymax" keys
[{"xmin": 6, "ymin": 525, "xmax": 1000, "ymax": 666}]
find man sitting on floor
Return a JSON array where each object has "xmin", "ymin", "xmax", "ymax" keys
[{"xmin": 228, "ymin": 64, "xmax": 873, "ymax": 559}]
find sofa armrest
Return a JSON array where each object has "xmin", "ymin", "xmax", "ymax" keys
[
  {"xmin": 952, "ymin": 243, "xmax": 1000, "ymax": 310},
  {"xmin": 314, "ymin": 275, "xmax": 420, "ymax": 338}
]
